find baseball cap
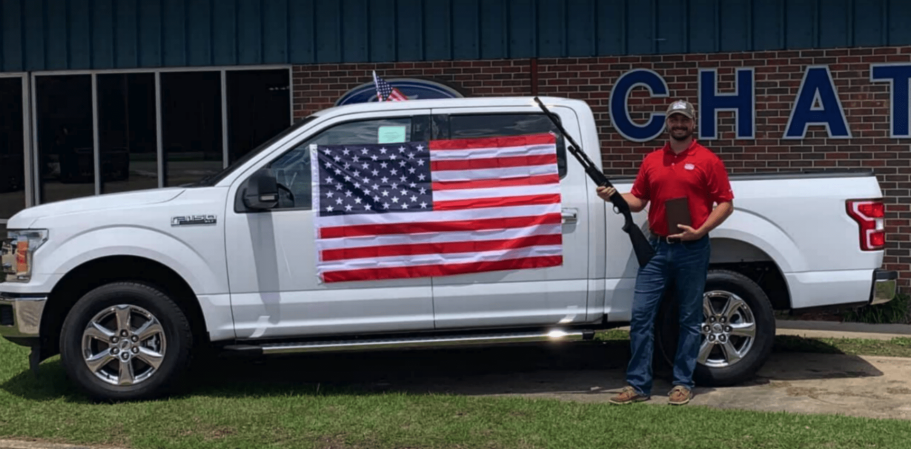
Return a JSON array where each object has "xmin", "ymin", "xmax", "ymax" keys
[{"xmin": 666, "ymin": 100, "xmax": 695, "ymax": 119}]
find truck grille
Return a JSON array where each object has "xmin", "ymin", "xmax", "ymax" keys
[{"xmin": 0, "ymin": 304, "xmax": 12, "ymax": 326}]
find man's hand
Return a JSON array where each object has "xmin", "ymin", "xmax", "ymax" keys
[
  {"xmin": 671, "ymin": 201, "xmax": 733, "ymax": 240},
  {"xmin": 596, "ymin": 186, "xmax": 649, "ymax": 213},
  {"xmin": 669, "ymin": 224, "xmax": 705, "ymax": 241},
  {"xmin": 596, "ymin": 186, "xmax": 617, "ymax": 202}
]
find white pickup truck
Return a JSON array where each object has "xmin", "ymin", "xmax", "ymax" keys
[{"xmin": 0, "ymin": 96, "xmax": 897, "ymax": 401}]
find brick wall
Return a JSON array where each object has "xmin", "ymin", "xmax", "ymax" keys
[{"xmin": 292, "ymin": 45, "xmax": 911, "ymax": 291}]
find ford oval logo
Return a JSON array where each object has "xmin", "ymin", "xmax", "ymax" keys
[{"xmin": 336, "ymin": 78, "xmax": 464, "ymax": 106}]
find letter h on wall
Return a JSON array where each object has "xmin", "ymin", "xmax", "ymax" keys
[{"xmin": 698, "ymin": 68, "xmax": 756, "ymax": 140}]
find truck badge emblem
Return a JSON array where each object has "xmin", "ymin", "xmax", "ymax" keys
[{"xmin": 171, "ymin": 215, "xmax": 217, "ymax": 226}]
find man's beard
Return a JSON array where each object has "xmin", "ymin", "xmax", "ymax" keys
[{"xmin": 671, "ymin": 127, "xmax": 692, "ymax": 141}]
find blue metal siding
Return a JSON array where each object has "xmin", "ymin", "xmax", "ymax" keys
[
  {"xmin": 452, "ymin": 0, "xmax": 480, "ymax": 60},
  {"xmin": 138, "ymin": 0, "xmax": 161, "ymax": 67},
  {"xmin": 719, "ymin": 0, "xmax": 751, "ymax": 53},
  {"xmin": 479, "ymin": 0, "xmax": 507, "ymax": 60},
  {"xmin": 566, "ymin": 0, "xmax": 594, "ymax": 57},
  {"xmin": 596, "ymin": 0, "xmax": 626, "ymax": 55},
  {"xmin": 1, "ymin": 0, "xmax": 909, "ymax": 72},
  {"xmin": 656, "ymin": 0, "xmax": 685, "ymax": 54},
  {"xmin": 189, "ymin": 0, "xmax": 214, "ymax": 66},
  {"xmin": 114, "ymin": 0, "xmax": 140, "ymax": 68},
  {"xmin": 341, "ymin": 0, "xmax": 368, "ymax": 63},
  {"xmin": 625, "ymin": 0, "xmax": 653, "ymax": 55},
  {"xmin": 369, "ymin": 0, "xmax": 395, "ymax": 61}
]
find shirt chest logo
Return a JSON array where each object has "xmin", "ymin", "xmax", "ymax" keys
[{"xmin": 684, "ymin": 163, "xmax": 695, "ymax": 171}]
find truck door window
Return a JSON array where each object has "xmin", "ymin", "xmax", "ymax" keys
[
  {"xmin": 265, "ymin": 117, "xmax": 420, "ymax": 210},
  {"xmin": 444, "ymin": 114, "xmax": 568, "ymax": 178}
]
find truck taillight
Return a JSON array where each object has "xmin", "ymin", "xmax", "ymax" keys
[{"xmin": 847, "ymin": 199, "xmax": 885, "ymax": 251}]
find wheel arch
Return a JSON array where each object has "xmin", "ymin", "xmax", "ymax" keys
[
  {"xmin": 39, "ymin": 255, "xmax": 209, "ymax": 360},
  {"xmin": 709, "ymin": 237, "xmax": 792, "ymax": 311}
]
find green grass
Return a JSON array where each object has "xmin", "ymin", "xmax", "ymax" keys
[
  {"xmin": 2, "ymin": 335, "xmax": 911, "ymax": 449},
  {"xmin": 843, "ymin": 293, "xmax": 911, "ymax": 325}
]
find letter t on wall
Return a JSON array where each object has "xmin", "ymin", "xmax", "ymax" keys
[
  {"xmin": 870, "ymin": 64, "xmax": 911, "ymax": 138},
  {"xmin": 698, "ymin": 68, "xmax": 756, "ymax": 140}
]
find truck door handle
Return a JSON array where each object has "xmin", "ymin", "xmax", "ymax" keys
[{"xmin": 562, "ymin": 208, "xmax": 578, "ymax": 224}]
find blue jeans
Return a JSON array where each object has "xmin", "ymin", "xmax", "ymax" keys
[{"xmin": 626, "ymin": 234, "xmax": 711, "ymax": 396}]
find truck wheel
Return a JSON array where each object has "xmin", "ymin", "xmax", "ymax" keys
[
  {"xmin": 59, "ymin": 282, "xmax": 193, "ymax": 401},
  {"xmin": 654, "ymin": 269, "xmax": 775, "ymax": 387}
]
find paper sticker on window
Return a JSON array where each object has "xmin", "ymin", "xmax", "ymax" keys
[{"xmin": 378, "ymin": 126, "xmax": 407, "ymax": 144}]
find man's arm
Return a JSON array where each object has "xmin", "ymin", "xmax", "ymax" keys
[
  {"xmin": 671, "ymin": 200, "xmax": 733, "ymax": 240},
  {"xmin": 697, "ymin": 201, "xmax": 733, "ymax": 235},
  {"xmin": 622, "ymin": 192, "xmax": 648, "ymax": 213}
]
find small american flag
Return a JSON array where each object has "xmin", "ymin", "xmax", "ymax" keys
[
  {"xmin": 373, "ymin": 71, "xmax": 408, "ymax": 102},
  {"xmin": 310, "ymin": 133, "xmax": 564, "ymax": 283}
]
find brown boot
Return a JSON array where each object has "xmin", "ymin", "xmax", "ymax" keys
[
  {"xmin": 608, "ymin": 386, "xmax": 649, "ymax": 404},
  {"xmin": 668, "ymin": 386, "xmax": 693, "ymax": 405}
]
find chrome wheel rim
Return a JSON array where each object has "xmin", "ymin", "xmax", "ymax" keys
[
  {"xmin": 81, "ymin": 304, "xmax": 166, "ymax": 386},
  {"xmin": 699, "ymin": 291, "xmax": 756, "ymax": 368}
]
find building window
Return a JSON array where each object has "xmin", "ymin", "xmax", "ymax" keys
[
  {"xmin": 36, "ymin": 75, "xmax": 95, "ymax": 204},
  {"xmin": 0, "ymin": 77, "xmax": 26, "ymax": 226},
  {"xmin": 97, "ymin": 73, "xmax": 158, "ymax": 194},
  {"xmin": 23, "ymin": 67, "xmax": 292, "ymax": 207},
  {"xmin": 227, "ymin": 69, "xmax": 291, "ymax": 164},
  {"xmin": 160, "ymin": 71, "xmax": 225, "ymax": 187}
]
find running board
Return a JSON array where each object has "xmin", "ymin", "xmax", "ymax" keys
[{"xmin": 224, "ymin": 329, "xmax": 594, "ymax": 356}]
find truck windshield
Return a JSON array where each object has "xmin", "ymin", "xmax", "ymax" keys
[{"xmin": 184, "ymin": 116, "xmax": 317, "ymax": 187}]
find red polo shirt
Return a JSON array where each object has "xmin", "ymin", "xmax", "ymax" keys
[{"xmin": 630, "ymin": 140, "xmax": 734, "ymax": 237}]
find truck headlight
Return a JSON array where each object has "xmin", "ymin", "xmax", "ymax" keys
[{"xmin": 1, "ymin": 230, "xmax": 48, "ymax": 282}]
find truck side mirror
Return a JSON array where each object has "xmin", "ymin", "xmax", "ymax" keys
[{"xmin": 243, "ymin": 169, "xmax": 279, "ymax": 210}]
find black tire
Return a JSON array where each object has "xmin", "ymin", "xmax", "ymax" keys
[
  {"xmin": 59, "ymin": 282, "xmax": 194, "ymax": 401},
  {"xmin": 654, "ymin": 269, "xmax": 775, "ymax": 387}
]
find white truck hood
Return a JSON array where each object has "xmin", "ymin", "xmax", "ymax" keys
[{"xmin": 8, "ymin": 188, "xmax": 186, "ymax": 229}]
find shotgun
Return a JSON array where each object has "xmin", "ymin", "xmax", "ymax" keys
[{"xmin": 534, "ymin": 97, "xmax": 655, "ymax": 267}]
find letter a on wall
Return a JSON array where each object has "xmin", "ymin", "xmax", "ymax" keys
[{"xmin": 784, "ymin": 66, "xmax": 852, "ymax": 139}]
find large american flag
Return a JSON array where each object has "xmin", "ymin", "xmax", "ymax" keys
[
  {"xmin": 310, "ymin": 133, "xmax": 564, "ymax": 283},
  {"xmin": 373, "ymin": 71, "xmax": 408, "ymax": 102}
]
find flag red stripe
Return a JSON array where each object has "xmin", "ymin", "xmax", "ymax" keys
[
  {"xmin": 429, "ymin": 133, "xmax": 556, "ymax": 151},
  {"xmin": 432, "ymin": 174, "xmax": 560, "ymax": 191},
  {"xmin": 322, "ymin": 256, "xmax": 563, "ymax": 282},
  {"xmin": 319, "ymin": 212, "xmax": 562, "ymax": 239},
  {"xmin": 391, "ymin": 90, "xmax": 407, "ymax": 100},
  {"xmin": 431, "ymin": 154, "xmax": 557, "ymax": 171},
  {"xmin": 433, "ymin": 193, "xmax": 561, "ymax": 211},
  {"xmin": 320, "ymin": 234, "xmax": 563, "ymax": 262}
]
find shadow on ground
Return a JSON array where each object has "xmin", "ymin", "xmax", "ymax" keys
[{"xmin": 0, "ymin": 336, "xmax": 885, "ymax": 406}]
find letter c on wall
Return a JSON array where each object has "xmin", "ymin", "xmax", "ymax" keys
[{"xmin": 609, "ymin": 69, "xmax": 669, "ymax": 142}]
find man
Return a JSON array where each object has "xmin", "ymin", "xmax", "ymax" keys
[{"xmin": 598, "ymin": 99, "xmax": 734, "ymax": 406}]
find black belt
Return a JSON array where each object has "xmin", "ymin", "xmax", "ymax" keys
[{"xmin": 651, "ymin": 231, "xmax": 682, "ymax": 244}]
